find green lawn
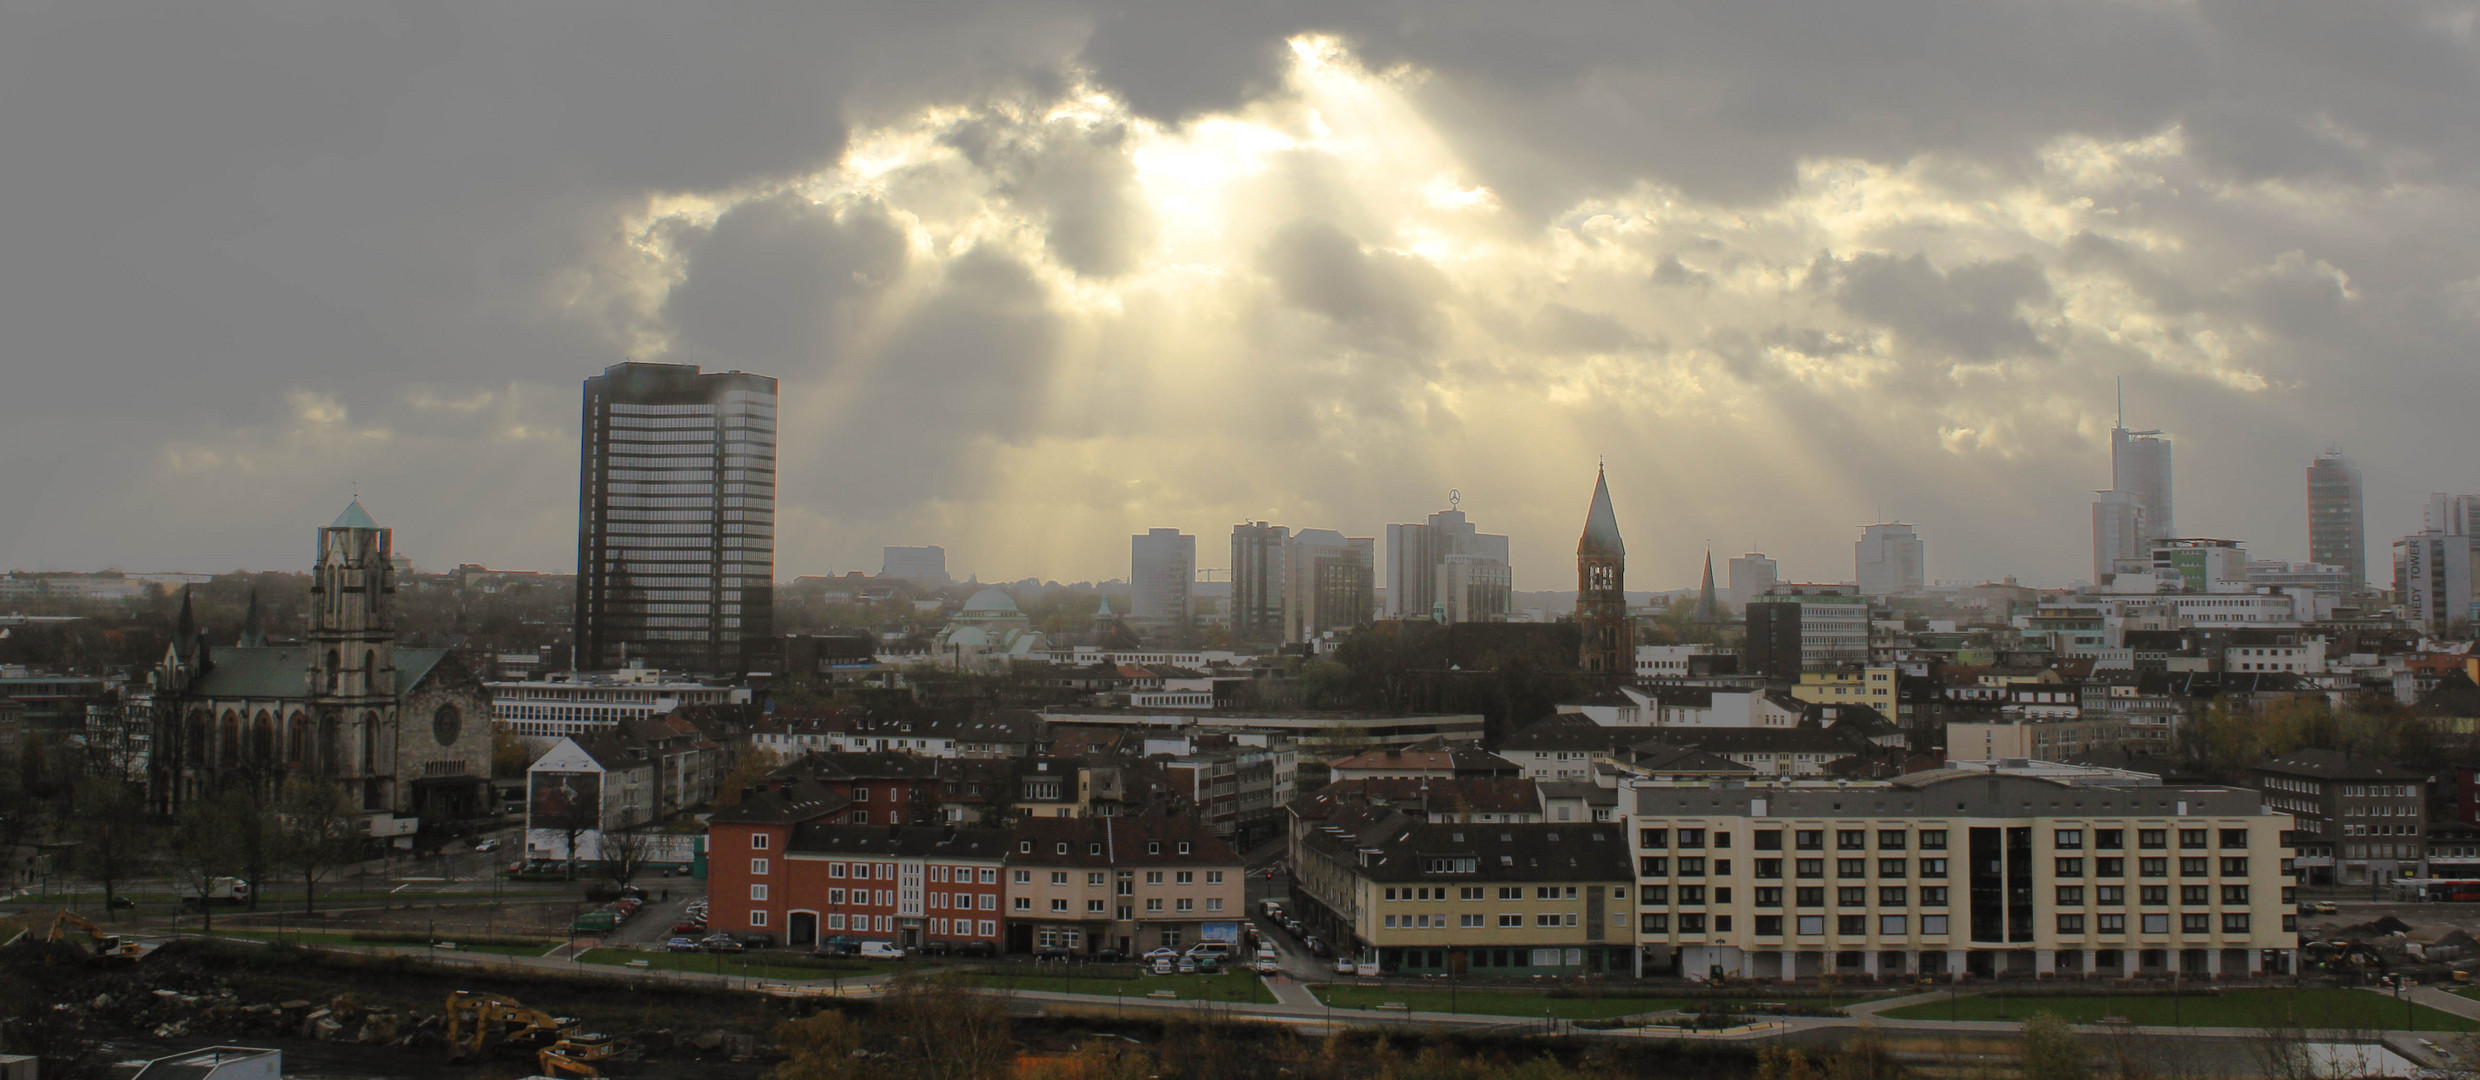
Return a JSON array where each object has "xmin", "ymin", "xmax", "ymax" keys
[
  {"xmin": 1308, "ymin": 984, "xmax": 1699, "ymax": 1020},
  {"xmin": 1879, "ymin": 988, "xmax": 2480, "ymax": 1031},
  {"xmin": 574, "ymin": 947, "xmax": 902, "ymax": 981},
  {"xmin": 950, "ymin": 968, "xmax": 1276, "ymax": 1004}
]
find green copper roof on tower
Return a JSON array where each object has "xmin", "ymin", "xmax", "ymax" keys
[{"xmin": 331, "ymin": 499, "xmax": 379, "ymax": 530}]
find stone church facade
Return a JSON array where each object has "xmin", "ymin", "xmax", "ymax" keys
[{"xmin": 151, "ymin": 501, "xmax": 494, "ymax": 829}]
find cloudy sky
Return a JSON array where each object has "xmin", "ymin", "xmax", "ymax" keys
[{"xmin": 4, "ymin": 0, "xmax": 2475, "ymax": 590}]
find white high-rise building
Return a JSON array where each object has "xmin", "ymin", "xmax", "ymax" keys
[
  {"xmin": 1385, "ymin": 507, "xmax": 1509, "ymax": 620},
  {"xmin": 1726, "ymin": 552, "xmax": 1778, "ymax": 616},
  {"xmin": 2398, "ymin": 494, "xmax": 2480, "ymax": 635},
  {"xmin": 1130, "ymin": 528, "xmax": 1196, "ymax": 627},
  {"xmin": 1853, "ymin": 523, "xmax": 1925, "ymax": 597},
  {"xmin": 2091, "ymin": 490, "xmax": 2145, "ymax": 584},
  {"xmin": 2112, "ymin": 424, "xmax": 2175, "ymax": 544}
]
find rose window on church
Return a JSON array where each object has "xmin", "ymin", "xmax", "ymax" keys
[{"xmin": 432, "ymin": 703, "xmax": 462, "ymax": 747}]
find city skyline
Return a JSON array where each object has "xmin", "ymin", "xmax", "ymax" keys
[{"xmin": 6, "ymin": 9, "xmax": 2479, "ymax": 591}]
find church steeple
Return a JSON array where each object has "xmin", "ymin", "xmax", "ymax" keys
[
  {"xmin": 237, "ymin": 589, "xmax": 266, "ymax": 648},
  {"xmin": 310, "ymin": 499, "xmax": 396, "ymax": 701},
  {"xmin": 1696, "ymin": 549, "xmax": 1720, "ymax": 623},
  {"xmin": 1575, "ymin": 465, "xmax": 1633, "ymax": 679}
]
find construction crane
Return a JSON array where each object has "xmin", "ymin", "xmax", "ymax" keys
[
  {"xmin": 442, "ymin": 991, "xmax": 591, "ymax": 1061},
  {"xmin": 42, "ymin": 910, "xmax": 148, "ymax": 961}
]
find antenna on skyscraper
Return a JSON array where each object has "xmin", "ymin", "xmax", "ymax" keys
[{"xmin": 2116, "ymin": 376, "xmax": 2124, "ymax": 429}]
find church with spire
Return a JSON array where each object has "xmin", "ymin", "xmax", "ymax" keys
[
  {"xmin": 150, "ymin": 500, "xmax": 494, "ymax": 826},
  {"xmin": 1575, "ymin": 466, "xmax": 1634, "ymax": 680}
]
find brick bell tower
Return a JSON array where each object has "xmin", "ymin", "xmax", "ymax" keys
[
  {"xmin": 1576, "ymin": 465, "xmax": 1632, "ymax": 680},
  {"xmin": 310, "ymin": 498, "xmax": 397, "ymax": 808}
]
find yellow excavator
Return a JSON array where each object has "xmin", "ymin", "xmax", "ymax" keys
[
  {"xmin": 443, "ymin": 991, "xmax": 601, "ymax": 1063},
  {"xmin": 537, "ymin": 1035, "xmax": 615, "ymax": 1078},
  {"xmin": 43, "ymin": 910, "xmax": 149, "ymax": 961}
]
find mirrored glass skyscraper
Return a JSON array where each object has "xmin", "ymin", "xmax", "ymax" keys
[{"xmin": 575, "ymin": 361, "xmax": 776, "ymax": 674}]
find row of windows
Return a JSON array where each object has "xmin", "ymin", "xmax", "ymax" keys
[
  {"xmin": 1385, "ymin": 885, "xmax": 1622, "ymax": 901},
  {"xmin": 2056, "ymin": 885, "xmax": 2249, "ymax": 905},
  {"xmin": 1641, "ymin": 828, "xmax": 1951, "ymax": 852},
  {"xmin": 2057, "ymin": 913, "xmax": 2251, "ymax": 934},
  {"xmin": 1386, "ymin": 912, "xmax": 1617, "ymax": 929},
  {"xmin": 2054, "ymin": 828, "xmax": 2247, "ymax": 850},
  {"xmin": 1014, "ymin": 894, "xmax": 1221, "ymax": 913},
  {"xmin": 2056, "ymin": 857, "xmax": 2250, "ymax": 878},
  {"xmin": 1642, "ymin": 913, "xmax": 1957, "ymax": 936},
  {"xmin": 1642, "ymin": 856, "xmax": 1951, "ymax": 879},
  {"xmin": 1655, "ymin": 885, "xmax": 1949, "ymax": 907}
]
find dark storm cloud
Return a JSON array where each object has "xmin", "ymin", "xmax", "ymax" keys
[
  {"xmin": 8, "ymin": 0, "xmax": 2480, "ymax": 583},
  {"xmin": 658, "ymin": 194, "xmax": 909, "ymax": 373},
  {"xmin": 783, "ymin": 247, "xmax": 1063, "ymax": 515},
  {"xmin": 1258, "ymin": 219, "xmax": 1449, "ymax": 349}
]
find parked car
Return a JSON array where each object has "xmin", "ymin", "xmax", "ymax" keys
[
  {"xmin": 106, "ymin": 895, "xmax": 137, "ymax": 910},
  {"xmin": 1186, "ymin": 942, "xmax": 1235, "ymax": 960},
  {"xmin": 1334, "ymin": 958, "xmax": 1358, "ymax": 976},
  {"xmin": 2301, "ymin": 900, "xmax": 2340, "ymax": 914},
  {"xmin": 737, "ymin": 932, "xmax": 777, "ymax": 948},
  {"xmin": 700, "ymin": 934, "xmax": 746, "ymax": 953},
  {"xmin": 1254, "ymin": 956, "xmax": 1280, "ymax": 975},
  {"xmin": 814, "ymin": 936, "xmax": 862, "ymax": 958},
  {"xmin": 1192, "ymin": 955, "xmax": 1220, "ymax": 973},
  {"xmin": 474, "ymin": 839, "xmax": 501, "ymax": 853},
  {"xmin": 1304, "ymin": 937, "xmax": 1330, "ymax": 958},
  {"xmin": 859, "ymin": 941, "xmax": 907, "ymax": 960},
  {"xmin": 1034, "ymin": 946, "xmax": 1074, "ymax": 960},
  {"xmin": 918, "ymin": 940, "xmax": 956, "ymax": 957},
  {"xmin": 671, "ymin": 920, "xmax": 705, "ymax": 935},
  {"xmin": 1176, "ymin": 956, "xmax": 1198, "ymax": 974},
  {"xmin": 570, "ymin": 912, "xmax": 618, "ymax": 934},
  {"xmin": 1283, "ymin": 919, "xmax": 1304, "ymax": 936},
  {"xmin": 960, "ymin": 941, "xmax": 999, "ymax": 959},
  {"xmin": 1149, "ymin": 955, "xmax": 1176, "ymax": 975},
  {"xmin": 664, "ymin": 937, "xmax": 699, "ymax": 952}
]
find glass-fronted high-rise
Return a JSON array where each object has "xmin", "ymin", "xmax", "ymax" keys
[{"xmin": 575, "ymin": 361, "xmax": 776, "ymax": 674}]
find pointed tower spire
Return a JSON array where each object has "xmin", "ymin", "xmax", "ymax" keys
[
  {"xmin": 173, "ymin": 585, "xmax": 200, "ymax": 663},
  {"xmin": 237, "ymin": 589, "xmax": 265, "ymax": 648},
  {"xmin": 1697, "ymin": 549, "xmax": 1720, "ymax": 623},
  {"xmin": 1574, "ymin": 464, "xmax": 1632, "ymax": 680},
  {"xmin": 1579, "ymin": 464, "xmax": 1625, "ymax": 557}
]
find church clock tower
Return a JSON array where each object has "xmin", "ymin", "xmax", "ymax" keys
[
  {"xmin": 1576, "ymin": 466, "xmax": 1632, "ymax": 680},
  {"xmin": 309, "ymin": 499, "xmax": 397, "ymax": 808}
]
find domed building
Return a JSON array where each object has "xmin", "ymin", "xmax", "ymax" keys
[{"xmin": 934, "ymin": 587, "xmax": 1048, "ymax": 670}]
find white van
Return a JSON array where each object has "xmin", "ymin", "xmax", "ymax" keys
[{"xmin": 859, "ymin": 942, "xmax": 907, "ymax": 960}]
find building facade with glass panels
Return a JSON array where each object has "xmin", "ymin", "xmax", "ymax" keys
[{"xmin": 575, "ymin": 361, "xmax": 776, "ymax": 675}]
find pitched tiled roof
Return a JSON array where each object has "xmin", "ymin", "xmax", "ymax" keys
[
  {"xmin": 786, "ymin": 823, "xmax": 1013, "ymax": 860},
  {"xmin": 1302, "ymin": 809, "xmax": 1630, "ymax": 884},
  {"xmin": 1291, "ymin": 777, "xmax": 1542, "ymax": 819},
  {"xmin": 709, "ymin": 778, "xmax": 850, "ymax": 826},
  {"xmin": 1008, "ymin": 816, "xmax": 1241, "ymax": 866}
]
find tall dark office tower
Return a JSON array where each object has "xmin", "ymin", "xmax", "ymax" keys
[
  {"xmin": 2308, "ymin": 451, "xmax": 2365, "ymax": 595},
  {"xmin": 1230, "ymin": 521, "xmax": 1289, "ymax": 646},
  {"xmin": 575, "ymin": 361, "xmax": 777, "ymax": 674}
]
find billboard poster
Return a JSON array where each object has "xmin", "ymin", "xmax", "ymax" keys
[
  {"xmin": 1201, "ymin": 921, "xmax": 1241, "ymax": 944},
  {"xmin": 530, "ymin": 771, "xmax": 602, "ymax": 831}
]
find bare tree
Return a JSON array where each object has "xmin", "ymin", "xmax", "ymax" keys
[
  {"xmin": 875, "ymin": 977, "xmax": 1016, "ymax": 1080},
  {"xmin": 272, "ymin": 779, "xmax": 361, "ymax": 916},
  {"xmin": 171, "ymin": 788, "xmax": 247, "ymax": 934},
  {"xmin": 70, "ymin": 780, "xmax": 151, "ymax": 920},
  {"xmin": 600, "ymin": 827, "xmax": 653, "ymax": 887}
]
